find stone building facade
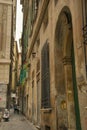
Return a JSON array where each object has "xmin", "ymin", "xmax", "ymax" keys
[
  {"xmin": 0, "ymin": 0, "xmax": 16, "ymax": 109},
  {"xmin": 21, "ymin": 0, "xmax": 87, "ymax": 130},
  {"xmin": 11, "ymin": 41, "xmax": 17, "ymax": 92}
]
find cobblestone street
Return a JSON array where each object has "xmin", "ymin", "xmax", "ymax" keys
[{"xmin": 0, "ymin": 110, "xmax": 37, "ymax": 130}]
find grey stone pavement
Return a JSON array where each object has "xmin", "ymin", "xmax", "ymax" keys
[{"xmin": 0, "ymin": 109, "xmax": 37, "ymax": 130}]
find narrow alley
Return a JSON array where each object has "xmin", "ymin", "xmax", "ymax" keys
[
  {"xmin": 0, "ymin": 110, "xmax": 37, "ymax": 130},
  {"xmin": 0, "ymin": 0, "xmax": 87, "ymax": 130}
]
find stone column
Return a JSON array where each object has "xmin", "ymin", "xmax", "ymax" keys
[{"xmin": 63, "ymin": 56, "xmax": 76, "ymax": 130}]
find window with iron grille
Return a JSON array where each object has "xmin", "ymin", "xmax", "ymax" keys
[
  {"xmin": 82, "ymin": 0, "xmax": 87, "ymax": 75},
  {"xmin": 37, "ymin": 60, "xmax": 40, "ymax": 72},
  {"xmin": 41, "ymin": 42, "xmax": 50, "ymax": 108},
  {"xmin": 32, "ymin": 0, "xmax": 40, "ymax": 23}
]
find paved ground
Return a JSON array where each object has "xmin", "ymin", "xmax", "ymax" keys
[{"xmin": 0, "ymin": 109, "xmax": 37, "ymax": 130}]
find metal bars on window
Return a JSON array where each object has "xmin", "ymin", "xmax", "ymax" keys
[
  {"xmin": 29, "ymin": 0, "xmax": 40, "ymax": 36},
  {"xmin": 41, "ymin": 42, "xmax": 50, "ymax": 108},
  {"xmin": 82, "ymin": 0, "xmax": 87, "ymax": 74}
]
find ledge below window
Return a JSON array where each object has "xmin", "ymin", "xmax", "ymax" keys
[
  {"xmin": 0, "ymin": 59, "xmax": 11, "ymax": 64},
  {"xmin": 40, "ymin": 108, "xmax": 52, "ymax": 113}
]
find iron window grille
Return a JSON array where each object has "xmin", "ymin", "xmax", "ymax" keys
[
  {"xmin": 41, "ymin": 42, "xmax": 50, "ymax": 108},
  {"xmin": 82, "ymin": 0, "xmax": 87, "ymax": 75}
]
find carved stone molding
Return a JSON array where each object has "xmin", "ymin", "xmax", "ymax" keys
[
  {"xmin": 0, "ymin": 59, "xmax": 11, "ymax": 64},
  {"xmin": 77, "ymin": 75, "xmax": 87, "ymax": 93},
  {"xmin": 62, "ymin": 56, "xmax": 71, "ymax": 65},
  {"xmin": 0, "ymin": 1, "xmax": 13, "ymax": 5}
]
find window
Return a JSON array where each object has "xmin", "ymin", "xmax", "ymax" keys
[
  {"xmin": 37, "ymin": 60, "xmax": 40, "ymax": 72},
  {"xmin": 82, "ymin": 0, "xmax": 87, "ymax": 75},
  {"xmin": 32, "ymin": 80, "xmax": 34, "ymax": 122},
  {"xmin": 37, "ymin": 73, "xmax": 41, "ymax": 124},
  {"xmin": 35, "ymin": 0, "xmax": 39, "ymax": 17},
  {"xmin": 0, "ymin": 25, "xmax": 3, "ymax": 51},
  {"xmin": 36, "ymin": 38, "xmax": 40, "ymax": 52},
  {"xmin": 29, "ymin": 0, "xmax": 40, "ymax": 37},
  {"xmin": 41, "ymin": 42, "xmax": 50, "ymax": 108},
  {"xmin": 32, "ymin": 0, "xmax": 39, "ymax": 22}
]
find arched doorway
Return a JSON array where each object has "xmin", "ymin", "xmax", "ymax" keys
[{"xmin": 55, "ymin": 7, "xmax": 81, "ymax": 130}]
